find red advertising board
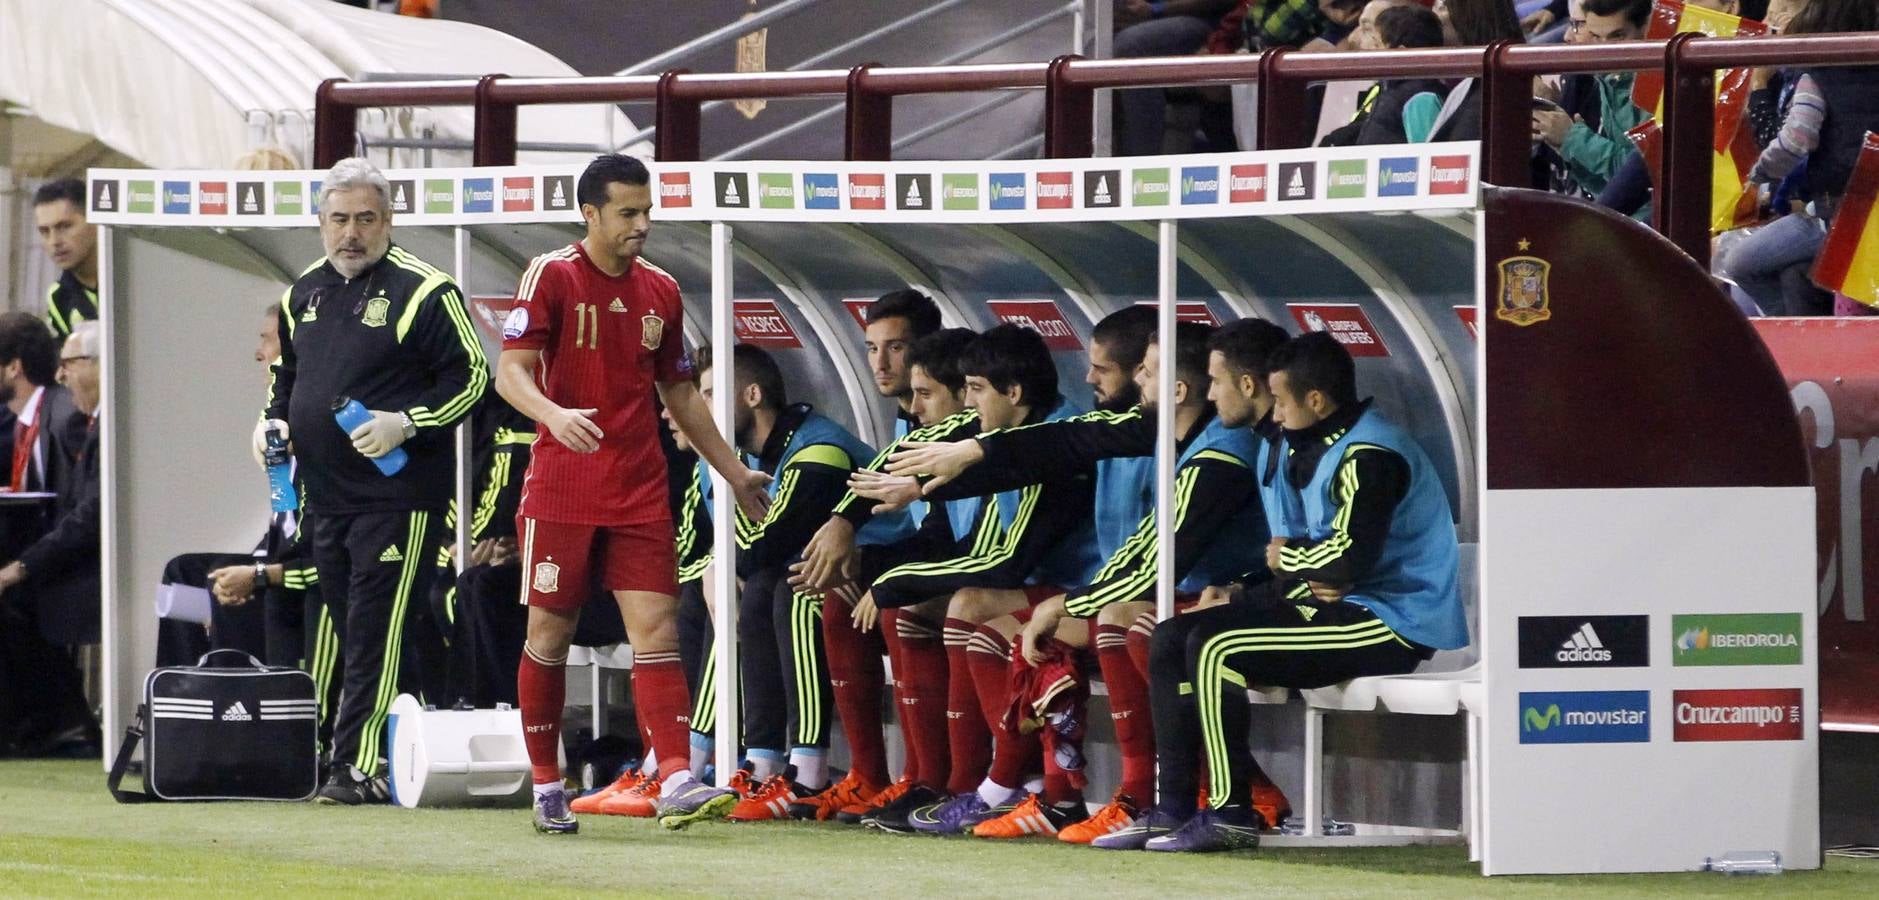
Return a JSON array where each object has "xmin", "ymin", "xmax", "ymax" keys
[
  {"xmin": 1131, "ymin": 300, "xmax": 1220, "ymax": 325},
  {"xmin": 1288, "ymin": 303, "xmax": 1390, "ymax": 357},
  {"xmin": 847, "ymin": 174, "xmax": 886, "ymax": 210},
  {"xmin": 1753, "ymin": 318, "xmax": 1879, "ymax": 729},
  {"xmin": 1456, "ymin": 305, "xmax": 1478, "ymax": 340},
  {"xmin": 659, "ymin": 172, "xmax": 692, "ymax": 208},
  {"xmin": 198, "ymin": 181, "xmax": 228, "ymax": 216},
  {"xmin": 733, "ymin": 299, "xmax": 803, "ymax": 348},
  {"xmin": 1671, "ymin": 688, "xmax": 1804, "ymax": 742},
  {"xmin": 986, "ymin": 299, "xmax": 1082, "ymax": 350},
  {"xmin": 841, "ymin": 298, "xmax": 872, "ymax": 330},
  {"xmin": 1429, "ymin": 155, "xmax": 1472, "ymax": 195},
  {"xmin": 468, "ymin": 295, "xmax": 516, "ymax": 344},
  {"xmin": 1036, "ymin": 172, "xmax": 1074, "ymax": 210},
  {"xmin": 502, "ymin": 177, "xmax": 535, "ymax": 211}
]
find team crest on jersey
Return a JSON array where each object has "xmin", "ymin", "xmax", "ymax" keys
[
  {"xmin": 1495, "ymin": 253, "xmax": 1552, "ymax": 327},
  {"xmin": 641, "ymin": 313, "xmax": 664, "ymax": 350},
  {"xmin": 533, "ymin": 560, "xmax": 560, "ymax": 594},
  {"xmin": 502, "ymin": 307, "xmax": 529, "ymax": 340},
  {"xmin": 362, "ymin": 296, "xmax": 391, "ymax": 328}
]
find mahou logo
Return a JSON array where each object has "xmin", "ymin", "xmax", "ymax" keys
[
  {"xmin": 659, "ymin": 173, "xmax": 692, "ymax": 208},
  {"xmin": 1036, "ymin": 172, "xmax": 1073, "ymax": 209},
  {"xmin": 1429, "ymin": 155, "xmax": 1472, "ymax": 195},
  {"xmin": 848, "ymin": 174, "xmax": 886, "ymax": 210}
]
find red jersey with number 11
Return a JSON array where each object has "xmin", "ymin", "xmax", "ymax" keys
[{"xmin": 504, "ymin": 241, "xmax": 691, "ymax": 526}]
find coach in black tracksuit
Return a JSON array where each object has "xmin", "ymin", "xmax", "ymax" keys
[{"xmin": 260, "ymin": 159, "xmax": 487, "ymax": 804}]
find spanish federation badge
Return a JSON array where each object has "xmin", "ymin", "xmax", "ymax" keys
[
  {"xmin": 533, "ymin": 560, "xmax": 560, "ymax": 594},
  {"xmin": 1495, "ymin": 255, "xmax": 1552, "ymax": 327},
  {"xmin": 362, "ymin": 295, "xmax": 391, "ymax": 328},
  {"xmin": 641, "ymin": 313, "xmax": 664, "ymax": 351}
]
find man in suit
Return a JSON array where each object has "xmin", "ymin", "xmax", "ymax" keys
[{"xmin": 0, "ymin": 320, "xmax": 101, "ymax": 756}]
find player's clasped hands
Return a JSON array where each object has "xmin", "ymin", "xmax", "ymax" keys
[
  {"xmin": 884, "ymin": 439, "xmax": 983, "ymax": 492},
  {"xmin": 549, "ymin": 406, "xmax": 605, "ymax": 453},
  {"xmin": 789, "ymin": 517, "xmax": 857, "ymax": 592},
  {"xmin": 846, "ymin": 469, "xmax": 923, "ymax": 514}
]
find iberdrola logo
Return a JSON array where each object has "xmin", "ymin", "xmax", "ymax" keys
[{"xmin": 1676, "ymin": 627, "xmax": 1709, "ymax": 653}]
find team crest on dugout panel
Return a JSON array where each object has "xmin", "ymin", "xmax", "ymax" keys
[{"xmin": 1496, "ymin": 255, "xmax": 1552, "ymax": 326}]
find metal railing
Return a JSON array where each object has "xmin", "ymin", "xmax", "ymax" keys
[{"xmin": 312, "ymin": 34, "xmax": 1879, "ymax": 269}]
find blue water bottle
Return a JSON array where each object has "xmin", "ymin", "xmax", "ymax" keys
[
  {"xmin": 333, "ymin": 396, "xmax": 408, "ymax": 476},
  {"xmin": 262, "ymin": 425, "xmax": 298, "ymax": 512}
]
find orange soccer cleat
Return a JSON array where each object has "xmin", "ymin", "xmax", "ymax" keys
[
  {"xmin": 788, "ymin": 770, "xmax": 881, "ymax": 821},
  {"xmin": 1058, "ymin": 791, "xmax": 1139, "ymax": 844},
  {"xmin": 838, "ymin": 774, "xmax": 915, "ymax": 824},
  {"xmin": 972, "ymin": 793, "xmax": 1088, "ymax": 839},
  {"xmin": 725, "ymin": 774, "xmax": 800, "ymax": 822},
  {"xmin": 1252, "ymin": 780, "xmax": 1292, "ymax": 831},
  {"xmin": 570, "ymin": 767, "xmax": 646, "ymax": 815},
  {"xmin": 595, "ymin": 771, "xmax": 662, "ymax": 817}
]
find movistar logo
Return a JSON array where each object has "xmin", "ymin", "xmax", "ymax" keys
[{"xmin": 1523, "ymin": 704, "xmax": 1561, "ymax": 732}]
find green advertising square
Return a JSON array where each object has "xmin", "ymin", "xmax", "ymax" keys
[
  {"xmin": 1327, "ymin": 160, "xmax": 1368, "ymax": 199},
  {"xmin": 1132, "ymin": 168, "xmax": 1170, "ymax": 206},
  {"xmin": 127, "ymin": 181, "xmax": 156, "ymax": 214},
  {"xmin": 758, "ymin": 173, "xmax": 796, "ymax": 209},
  {"xmin": 941, "ymin": 174, "xmax": 980, "ymax": 210},
  {"xmin": 1671, "ymin": 613, "xmax": 1803, "ymax": 665},
  {"xmin": 422, "ymin": 180, "xmax": 454, "ymax": 214},
  {"xmin": 273, "ymin": 182, "xmax": 305, "ymax": 215}
]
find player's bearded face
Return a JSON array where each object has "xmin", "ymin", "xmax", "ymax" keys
[
  {"xmin": 319, "ymin": 186, "xmax": 392, "ymax": 278},
  {"xmin": 1087, "ymin": 340, "xmax": 1139, "ymax": 412},
  {"xmin": 1208, "ymin": 352, "xmax": 1255, "ymax": 428}
]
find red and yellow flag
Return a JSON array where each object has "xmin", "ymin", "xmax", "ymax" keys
[
  {"xmin": 1630, "ymin": 0, "xmax": 1768, "ymax": 233},
  {"xmin": 1811, "ymin": 132, "xmax": 1879, "ymax": 308}
]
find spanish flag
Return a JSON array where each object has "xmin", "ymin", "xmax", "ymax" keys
[
  {"xmin": 1811, "ymin": 132, "xmax": 1879, "ymax": 308},
  {"xmin": 1630, "ymin": 0, "xmax": 1767, "ymax": 233}
]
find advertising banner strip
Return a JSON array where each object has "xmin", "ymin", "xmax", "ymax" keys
[{"xmin": 85, "ymin": 145, "xmax": 1479, "ymax": 229}]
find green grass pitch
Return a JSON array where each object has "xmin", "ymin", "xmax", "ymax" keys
[{"xmin": 1, "ymin": 759, "xmax": 1871, "ymax": 897}]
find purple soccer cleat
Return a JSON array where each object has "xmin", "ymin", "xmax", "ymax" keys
[
  {"xmin": 1144, "ymin": 806, "xmax": 1262, "ymax": 853},
  {"xmin": 657, "ymin": 781, "xmax": 738, "ymax": 831},
  {"xmin": 1089, "ymin": 806, "xmax": 1190, "ymax": 851},
  {"xmin": 533, "ymin": 787, "xmax": 580, "ymax": 835},
  {"xmin": 907, "ymin": 790, "xmax": 1021, "ymax": 835}
]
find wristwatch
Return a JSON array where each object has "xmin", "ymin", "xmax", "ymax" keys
[
  {"xmin": 253, "ymin": 561, "xmax": 271, "ymax": 589},
  {"xmin": 400, "ymin": 411, "xmax": 417, "ymax": 440}
]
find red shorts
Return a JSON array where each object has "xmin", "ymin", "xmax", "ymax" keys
[
  {"xmin": 517, "ymin": 516, "xmax": 677, "ymax": 611},
  {"xmin": 1022, "ymin": 584, "xmax": 1068, "ymax": 606}
]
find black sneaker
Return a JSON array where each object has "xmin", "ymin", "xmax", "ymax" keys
[
  {"xmin": 861, "ymin": 783, "xmax": 945, "ymax": 834},
  {"xmin": 315, "ymin": 761, "xmax": 389, "ymax": 806}
]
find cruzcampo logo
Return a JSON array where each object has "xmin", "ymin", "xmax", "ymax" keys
[
  {"xmin": 127, "ymin": 180, "xmax": 156, "ymax": 214},
  {"xmin": 941, "ymin": 174, "xmax": 980, "ymax": 211},
  {"xmin": 1131, "ymin": 168, "xmax": 1170, "ymax": 206},
  {"xmin": 1327, "ymin": 160, "xmax": 1368, "ymax": 199},
  {"xmin": 1671, "ymin": 613, "xmax": 1803, "ymax": 666},
  {"xmin": 423, "ymin": 179, "xmax": 454, "ymax": 214},
  {"xmin": 758, "ymin": 173, "xmax": 795, "ymax": 209},
  {"xmin": 273, "ymin": 181, "xmax": 305, "ymax": 216}
]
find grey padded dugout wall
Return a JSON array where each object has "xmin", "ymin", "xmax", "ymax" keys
[{"xmin": 89, "ymin": 148, "xmax": 1479, "ymax": 834}]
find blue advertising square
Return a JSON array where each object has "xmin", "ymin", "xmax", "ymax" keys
[
  {"xmin": 1518, "ymin": 690, "xmax": 1650, "ymax": 744},
  {"xmin": 1180, "ymin": 166, "xmax": 1220, "ymax": 204},
  {"xmin": 161, "ymin": 181, "xmax": 191, "ymax": 214},
  {"xmin": 1377, "ymin": 157, "xmax": 1420, "ymax": 197},
  {"xmin": 462, "ymin": 178, "xmax": 495, "ymax": 213},
  {"xmin": 989, "ymin": 173, "xmax": 1027, "ymax": 210},
  {"xmin": 802, "ymin": 174, "xmax": 840, "ymax": 209}
]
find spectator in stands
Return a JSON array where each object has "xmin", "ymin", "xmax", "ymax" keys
[
  {"xmin": 0, "ymin": 312, "xmax": 81, "ymax": 499},
  {"xmin": 1321, "ymin": 4, "xmax": 1449, "ymax": 145},
  {"xmin": 1113, "ymin": 0, "xmax": 1242, "ymax": 155},
  {"xmin": 32, "ymin": 180, "xmax": 98, "ymax": 339},
  {"xmin": 1718, "ymin": 0, "xmax": 1879, "ymax": 315},
  {"xmin": 1429, "ymin": 0, "xmax": 1525, "ymax": 141},
  {"xmin": 0, "ymin": 322, "xmax": 104, "ymax": 757},
  {"xmin": 1353, "ymin": 0, "xmax": 1412, "ymax": 49},
  {"xmin": 1530, "ymin": 0, "xmax": 1649, "ymax": 197}
]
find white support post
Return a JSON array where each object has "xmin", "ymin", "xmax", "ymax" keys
[
  {"xmin": 1303, "ymin": 707, "xmax": 1324, "ymax": 838},
  {"xmin": 1155, "ymin": 220, "xmax": 1177, "ymax": 622},
  {"xmin": 453, "ymin": 227, "xmax": 473, "ymax": 578},
  {"xmin": 710, "ymin": 222, "xmax": 739, "ymax": 783},
  {"xmin": 1092, "ymin": 0, "xmax": 1113, "ymax": 157},
  {"xmin": 96, "ymin": 225, "xmax": 118, "ymax": 768}
]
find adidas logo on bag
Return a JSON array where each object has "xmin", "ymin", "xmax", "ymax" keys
[
  {"xmin": 379, "ymin": 546, "xmax": 404, "ymax": 563},
  {"xmin": 221, "ymin": 701, "xmax": 252, "ymax": 722},
  {"xmin": 1555, "ymin": 623, "xmax": 1612, "ymax": 662}
]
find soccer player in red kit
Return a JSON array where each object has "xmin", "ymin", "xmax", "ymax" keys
[{"xmin": 495, "ymin": 154, "xmax": 770, "ymax": 835}]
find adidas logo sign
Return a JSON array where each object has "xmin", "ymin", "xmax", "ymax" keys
[
  {"xmin": 723, "ymin": 181, "xmax": 741, "ymax": 204},
  {"xmin": 221, "ymin": 701, "xmax": 252, "ymax": 722},
  {"xmin": 98, "ymin": 185, "xmax": 115, "ymax": 210},
  {"xmin": 905, "ymin": 181, "xmax": 923, "ymax": 206},
  {"xmin": 1556, "ymin": 623, "xmax": 1612, "ymax": 663},
  {"xmin": 379, "ymin": 546, "xmax": 404, "ymax": 563},
  {"xmin": 1092, "ymin": 176, "xmax": 1111, "ymax": 205},
  {"xmin": 609, "ymin": 298, "xmax": 627, "ymax": 312},
  {"xmin": 1289, "ymin": 169, "xmax": 1304, "ymax": 192}
]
